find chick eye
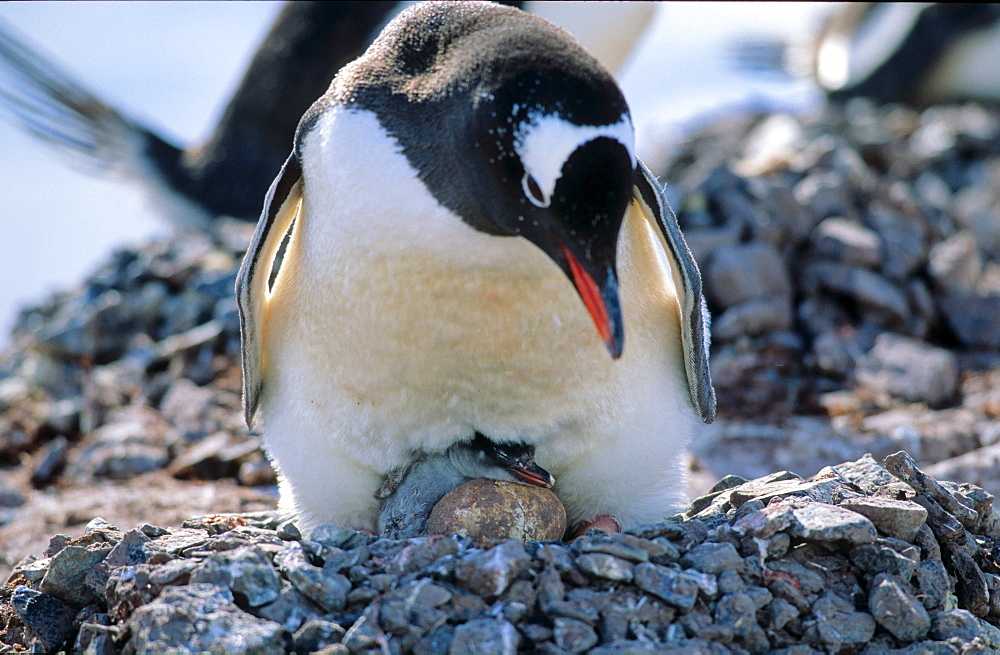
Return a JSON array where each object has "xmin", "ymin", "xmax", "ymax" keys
[{"xmin": 521, "ymin": 172, "xmax": 550, "ymax": 208}]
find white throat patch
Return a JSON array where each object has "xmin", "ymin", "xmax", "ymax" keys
[{"xmin": 513, "ymin": 111, "xmax": 635, "ymax": 208}]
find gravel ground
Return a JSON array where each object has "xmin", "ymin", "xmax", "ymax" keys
[{"xmin": 1, "ymin": 98, "xmax": 999, "ymax": 651}]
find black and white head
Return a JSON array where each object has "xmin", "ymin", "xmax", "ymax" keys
[
  {"xmin": 300, "ymin": 1, "xmax": 636, "ymax": 357},
  {"xmin": 448, "ymin": 434, "xmax": 555, "ymax": 488}
]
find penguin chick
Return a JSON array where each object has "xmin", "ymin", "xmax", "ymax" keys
[
  {"xmin": 377, "ymin": 434, "xmax": 554, "ymax": 539},
  {"xmin": 0, "ymin": 2, "xmax": 651, "ymax": 228},
  {"xmin": 237, "ymin": 1, "xmax": 715, "ymax": 535}
]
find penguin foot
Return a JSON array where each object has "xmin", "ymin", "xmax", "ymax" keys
[{"xmin": 568, "ymin": 514, "xmax": 621, "ymax": 541}]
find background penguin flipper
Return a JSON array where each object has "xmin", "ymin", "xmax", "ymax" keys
[
  {"xmin": 633, "ymin": 161, "xmax": 717, "ymax": 424},
  {"xmin": 0, "ymin": 19, "xmax": 200, "ymax": 221},
  {"xmin": 236, "ymin": 153, "xmax": 303, "ymax": 428}
]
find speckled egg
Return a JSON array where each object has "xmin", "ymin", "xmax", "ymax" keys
[{"xmin": 427, "ymin": 478, "xmax": 566, "ymax": 542}]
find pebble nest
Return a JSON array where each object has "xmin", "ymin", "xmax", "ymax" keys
[
  {"xmin": 4, "ymin": 451, "xmax": 1000, "ymax": 653},
  {"xmin": 0, "ymin": 97, "xmax": 998, "ymax": 652}
]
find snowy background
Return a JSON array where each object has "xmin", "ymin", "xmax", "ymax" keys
[{"xmin": 0, "ymin": 1, "xmax": 833, "ymax": 343}]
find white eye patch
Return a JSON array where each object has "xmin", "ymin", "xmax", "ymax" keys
[{"xmin": 513, "ymin": 111, "xmax": 635, "ymax": 208}]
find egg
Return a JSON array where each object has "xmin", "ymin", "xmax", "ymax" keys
[{"xmin": 427, "ymin": 478, "xmax": 567, "ymax": 542}]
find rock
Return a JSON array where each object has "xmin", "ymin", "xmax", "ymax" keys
[
  {"xmin": 127, "ymin": 584, "xmax": 285, "ymax": 653},
  {"xmin": 449, "ymin": 618, "xmax": 520, "ymax": 655},
  {"xmin": 811, "ymin": 217, "xmax": 882, "ymax": 269},
  {"xmin": 30, "ymin": 435, "xmax": 69, "ymax": 487},
  {"xmin": 190, "ymin": 546, "xmax": 283, "ymax": 608},
  {"xmin": 809, "ymin": 591, "xmax": 876, "ymax": 648},
  {"xmin": 427, "ymin": 479, "xmax": 566, "ymax": 543},
  {"xmin": 869, "ymin": 574, "xmax": 931, "ymax": 641},
  {"xmin": 553, "ymin": 616, "xmax": 599, "ymax": 653},
  {"xmin": 712, "ymin": 296, "xmax": 793, "ymax": 340},
  {"xmin": 838, "ymin": 496, "xmax": 928, "ymax": 541},
  {"xmin": 292, "ymin": 619, "xmax": 347, "ymax": 654},
  {"xmin": 857, "ymin": 333, "xmax": 959, "ymax": 407},
  {"xmin": 455, "ymin": 540, "xmax": 531, "ymax": 597},
  {"xmin": 10, "ymin": 586, "xmax": 77, "ymax": 652},
  {"xmin": 273, "ymin": 542, "xmax": 350, "ymax": 614},
  {"xmin": 705, "ymin": 243, "xmax": 791, "ymax": 309},
  {"xmin": 575, "ymin": 553, "xmax": 634, "ymax": 582},
  {"xmin": 632, "ymin": 562, "xmax": 700, "ymax": 610},
  {"xmin": 679, "ymin": 541, "xmax": 743, "ymax": 574},
  {"xmin": 931, "ymin": 609, "xmax": 980, "ymax": 642},
  {"xmin": 928, "ymin": 232, "xmax": 982, "ymax": 293},
  {"xmin": 39, "ymin": 541, "xmax": 114, "ymax": 607},
  {"xmin": 938, "ymin": 293, "xmax": 1000, "ymax": 350}
]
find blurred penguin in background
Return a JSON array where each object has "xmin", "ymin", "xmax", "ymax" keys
[
  {"xmin": 0, "ymin": 1, "xmax": 653, "ymax": 229},
  {"xmin": 734, "ymin": 3, "xmax": 1000, "ymax": 106}
]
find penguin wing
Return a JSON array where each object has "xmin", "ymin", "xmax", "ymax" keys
[
  {"xmin": 633, "ymin": 160, "xmax": 717, "ymax": 424},
  {"xmin": 236, "ymin": 153, "xmax": 304, "ymax": 427}
]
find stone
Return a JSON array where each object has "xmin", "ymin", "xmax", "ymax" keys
[
  {"xmin": 869, "ymin": 574, "xmax": 931, "ymax": 641},
  {"xmin": 553, "ymin": 617, "xmax": 599, "ymax": 654},
  {"xmin": 10, "ymin": 586, "xmax": 77, "ymax": 652},
  {"xmin": 838, "ymin": 496, "xmax": 928, "ymax": 541},
  {"xmin": 802, "ymin": 262, "xmax": 910, "ymax": 326},
  {"xmin": 455, "ymin": 540, "xmax": 531, "ymax": 598},
  {"xmin": 849, "ymin": 543, "xmax": 919, "ymax": 580},
  {"xmin": 679, "ymin": 541, "xmax": 743, "ymax": 574},
  {"xmin": 39, "ymin": 542, "xmax": 115, "ymax": 607},
  {"xmin": 712, "ymin": 296, "xmax": 793, "ymax": 340},
  {"xmin": 857, "ymin": 333, "xmax": 959, "ymax": 407},
  {"xmin": 274, "ymin": 542, "xmax": 350, "ymax": 613},
  {"xmin": 786, "ymin": 502, "xmax": 877, "ymax": 544},
  {"xmin": 189, "ymin": 546, "xmax": 283, "ymax": 608},
  {"xmin": 931, "ymin": 609, "xmax": 980, "ymax": 642},
  {"xmin": 928, "ymin": 231, "xmax": 982, "ymax": 294},
  {"xmin": 705, "ymin": 242, "xmax": 791, "ymax": 309},
  {"xmin": 449, "ymin": 618, "xmax": 520, "ymax": 655},
  {"xmin": 811, "ymin": 217, "xmax": 882, "ymax": 269},
  {"xmin": 127, "ymin": 584, "xmax": 285, "ymax": 653},
  {"xmin": 575, "ymin": 553, "xmax": 634, "ymax": 582},
  {"xmin": 810, "ymin": 591, "xmax": 876, "ymax": 647},
  {"xmin": 632, "ymin": 562, "xmax": 699, "ymax": 610},
  {"xmin": 292, "ymin": 619, "xmax": 347, "ymax": 654},
  {"xmin": 938, "ymin": 293, "xmax": 1000, "ymax": 350}
]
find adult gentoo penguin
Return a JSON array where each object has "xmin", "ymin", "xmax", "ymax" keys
[{"xmin": 237, "ymin": 1, "xmax": 715, "ymax": 534}]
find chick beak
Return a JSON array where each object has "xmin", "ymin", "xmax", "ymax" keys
[
  {"xmin": 561, "ymin": 244, "xmax": 624, "ymax": 359},
  {"xmin": 507, "ymin": 461, "xmax": 555, "ymax": 489}
]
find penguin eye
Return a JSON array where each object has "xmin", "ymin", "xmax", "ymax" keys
[{"xmin": 521, "ymin": 172, "xmax": 550, "ymax": 208}]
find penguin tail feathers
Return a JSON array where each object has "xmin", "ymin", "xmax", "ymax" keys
[{"xmin": 0, "ymin": 19, "xmax": 210, "ymax": 228}]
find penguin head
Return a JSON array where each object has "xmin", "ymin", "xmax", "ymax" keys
[
  {"xmin": 466, "ymin": 60, "xmax": 636, "ymax": 359},
  {"xmin": 308, "ymin": 1, "xmax": 636, "ymax": 357},
  {"xmin": 448, "ymin": 433, "xmax": 555, "ymax": 488}
]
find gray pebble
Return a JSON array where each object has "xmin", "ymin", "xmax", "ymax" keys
[
  {"xmin": 127, "ymin": 584, "xmax": 286, "ymax": 654},
  {"xmin": 456, "ymin": 539, "xmax": 531, "ymax": 597},
  {"xmin": 575, "ymin": 553, "xmax": 634, "ymax": 581},
  {"xmin": 857, "ymin": 333, "xmax": 958, "ymax": 407},
  {"xmin": 869, "ymin": 574, "xmax": 931, "ymax": 641},
  {"xmin": 190, "ymin": 546, "xmax": 283, "ymax": 608},
  {"xmin": 931, "ymin": 609, "xmax": 980, "ymax": 642},
  {"xmin": 39, "ymin": 542, "xmax": 114, "ymax": 607},
  {"xmin": 679, "ymin": 541, "xmax": 743, "ymax": 574},
  {"xmin": 449, "ymin": 617, "xmax": 520, "ymax": 655},
  {"xmin": 632, "ymin": 562, "xmax": 699, "ymax": 610},
  {"xmin": 11, "ymin": 586, "xmax": 78, "ymax": 653}
]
